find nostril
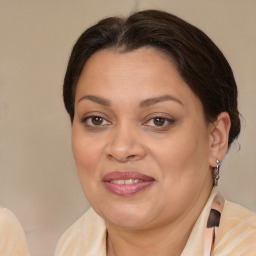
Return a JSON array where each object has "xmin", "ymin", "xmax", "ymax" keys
[
  {"xmin": 106, "ymin": 153, "xmax": 138, "ymax": 163},
  {"xmin": 127, "ymin": 155, "xmax": 136, "ymax": 160},
  {"xmin": 105, "ymin": 140, "xmax": 147, "ymax": 162}
]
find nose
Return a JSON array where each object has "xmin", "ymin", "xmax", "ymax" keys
[{"xmin": 105, "ymin": 124, "xmax": 146, "ymax": 163}]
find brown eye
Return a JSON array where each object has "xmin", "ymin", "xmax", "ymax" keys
[
  {"xmin": 81, "ymin": 115, "xmax": 111, "ymax": 128},
  {"xmin": 143, "ymin": 115, "xmax": 175, "ymax": 129},
  {"xmin": 153, "ymin": 117, "xmax": 165, "ymax": 126},
  {"xmin": 91, "ymin": 116, "xmax": 103, "ymax": 125}
]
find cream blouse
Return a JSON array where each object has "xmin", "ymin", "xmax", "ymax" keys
[
  {"xmin": 54, "ymin": 189, "xmax": 256, "ymax": 256},
  {"xmin": 0, "ymin": 207, "xmax": 30, "ymax": 256}
]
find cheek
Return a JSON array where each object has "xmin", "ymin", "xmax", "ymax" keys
[
  {"xmin": 149, "ymin": 127, "xmax": 210, "ymax": 212},
  {"xmin": 152, "ymin": 123, "xmax": 210, "ymax": 180},
  {"xmin": 71, "ymin": 128, "xmax": 102, "ymax": 178},
  {"xmin": 71, "ymin": 129, "xmax": 106, "ymax": 206}
]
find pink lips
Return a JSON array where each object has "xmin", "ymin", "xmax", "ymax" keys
[{"xmin": 102, "ymin": 171, "xmax": 155, "ymax": 196}]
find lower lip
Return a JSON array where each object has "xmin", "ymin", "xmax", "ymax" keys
[{"xmin": 104, "ymin": 181, "xmax": 154, "ymax": 196}]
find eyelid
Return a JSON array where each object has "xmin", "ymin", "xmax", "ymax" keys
[
  {"xmin": 80, "ymin": 111, "xmax": 110, "ymax": 121},
  {"xmin": 80, "ymin": 112, "xmax": 112, "ymax": 127},
  {"xmin": 144, "ymin": 117, "xmax": 174, "ymax": 125},
  {"xmin": 143, "ymin": 112, "xmax": 175, "ymax": 122},
  {"xmin": 82, "ymin": 116, "xmax": 110, "ymax": 124},
  {"xmin": 142, "ymin": 113, "xmax": 176, "ymax": 128}
]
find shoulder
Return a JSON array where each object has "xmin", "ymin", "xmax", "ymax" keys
[
  {"xmin": 214, "ymin": 201, "xmax": 256, "ymax": 255},
  {"xmin": 221, "ymin": 201, "xmax": 256, "ymax": 232},
  {"xmin": 54, "ymin": 208, "xmax": 106, "ymax": 256},
  {"xmin": 0, "ymin": 207, "xmax": 30, "ymax": 256},
  {"xmin": 0, "ymin": 207, "xmax": 23, "ymax": 228}
]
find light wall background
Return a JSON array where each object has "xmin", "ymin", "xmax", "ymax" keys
[{"xmin": 0, "ymin": 1, "xmax": 255, "ymax": 255}]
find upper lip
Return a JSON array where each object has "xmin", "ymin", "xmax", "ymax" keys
[{"xmin": 102, "ymin": 171, "xmax": 155, "ymax": 182}]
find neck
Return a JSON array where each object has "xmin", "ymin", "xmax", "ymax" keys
[
  {"xmin": 107, "ymin": 223, "xmax": 191, "ymax": 256},
  {"xmin": 106, "ymin": 185, "xmax": 212, "ymax": 256}
]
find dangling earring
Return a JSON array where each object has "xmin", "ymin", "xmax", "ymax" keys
[{"xmin": 213, "ymin": 159, "xmax": 221, "ymax": 186}]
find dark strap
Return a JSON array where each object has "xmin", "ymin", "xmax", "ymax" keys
[{"xmin": 204, "ymin": 192, "xmax": 225, "ymax": 256}]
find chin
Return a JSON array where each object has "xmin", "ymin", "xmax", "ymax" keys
[{"xmin": 94, "ymin": 201, "xmax": 155, "ymax": 229}]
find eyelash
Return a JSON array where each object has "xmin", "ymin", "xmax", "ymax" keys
[
  {"xmin": 80, "ymin": 115, "xmax": 175, "ymax": 130},
  {"xmin": 81, "ymin": 115, "xmax": 112, "ymax": 127},
  {"xmin": 143, "ymin": 116, "xmax": 175, "ymax": 129}
]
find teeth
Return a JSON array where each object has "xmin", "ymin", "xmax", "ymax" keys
[
  {"xmin": 111, "ymin": 179, "xmax": 140, "ymax": 185},
  {"xmin": 125, "ymin": 179, "xmax": 140, "ymax": 185}
]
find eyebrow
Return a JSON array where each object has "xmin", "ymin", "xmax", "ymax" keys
[
  {"xmin": 139, "ymin": 95, "xmax": 183, "ymax": 107},
  {"xmin": 77, "ymin": 95, "xmax": 111, "ymax": 106},
  {"xmin": 77, "ymin": 94, "xmax": 183, "ymax": 107}
]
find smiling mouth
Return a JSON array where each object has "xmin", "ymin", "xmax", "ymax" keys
[
  {"xmin": 103, "ymin": 171, "xmax": 155, "ymax": 196},
  {"xmin": 110, "ymin": 179, "xmax": 140, "ymax": 185}
]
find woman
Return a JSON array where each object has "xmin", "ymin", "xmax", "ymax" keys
[
  {"xmin": 54, "ymin": 10, "xmax": 256, "ymax": 256},
  {"xmin": 0, "ymin": 207, "xmax": 30, "ymax": 255}
]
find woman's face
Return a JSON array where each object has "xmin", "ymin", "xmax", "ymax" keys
[{"xmin": 72, "ymin": 47, "xmax": 214, "ymax": 229}]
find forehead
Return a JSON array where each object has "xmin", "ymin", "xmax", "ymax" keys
[
  {"xmin": 84, "ymin": 47, "xmax": 175, "ymax": 75},
  {"xmin": 75, "ymin": 47, "xmax": 199, "ymax": 106}
]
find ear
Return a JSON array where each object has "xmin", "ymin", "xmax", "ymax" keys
[{"xmin": 208, "ymin": 112, "xmax": 231, "ymax": 167}]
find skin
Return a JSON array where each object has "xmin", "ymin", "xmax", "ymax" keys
[{"xmin": 72, "ymin": 47, "xmax": 230, "ymax": 256}]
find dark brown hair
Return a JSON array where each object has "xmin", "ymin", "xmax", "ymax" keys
[{"xmin": 63, "ymin": 9, "xmax": 240, "ymax": 147}]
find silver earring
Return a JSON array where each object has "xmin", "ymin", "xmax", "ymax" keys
[{"xmin": 213, "ymin": 160, "xmax": 221, "ymax": 186}]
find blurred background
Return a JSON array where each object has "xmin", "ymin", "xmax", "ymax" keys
[{"xmin": 0, "ymin": 1, "xmax": 255, "ymax": 255}]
